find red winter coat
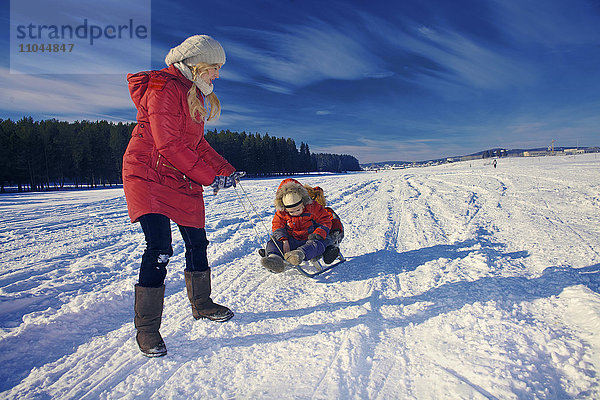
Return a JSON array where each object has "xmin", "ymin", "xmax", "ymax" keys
[
  {"xmin": 272, "ymin": 202, "xmax": 332, "ymax": 241},
  {"xmin": 123, "ymin": 65, "xmax": 235, "ymax": 228},
  {"xmin": 325, "ymin": 207, "xmax": 344, "ymax": 233},
  {"xmin": 271, "ymin": 178, "xmax": 331, "ymax": 241}
]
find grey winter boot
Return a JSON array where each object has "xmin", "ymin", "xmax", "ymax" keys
[
  {"xmin": 134, "ymin": 284, "xmax": 167, "ymax": 357},
  {"xmin": 184, "ymin": 270, "xmax": 234, "ymax": 322},
  {"xmin": 285, "ymin": 249, "xmax": 305, "ymax": 265},
  {"xmin": 261, "ymin": 254, "xmax": 285, "ymax": 273}
]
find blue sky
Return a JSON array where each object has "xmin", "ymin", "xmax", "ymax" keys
[{"xmin": 1, "ymin": 0, "xmax": 599, "ymax": 163}]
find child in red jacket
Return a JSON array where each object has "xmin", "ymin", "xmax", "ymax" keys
[
  {"xmin": 261, "ymin": 178, "xmax": 332, "ymax": 273},
  {"xmin": 305, "ymin": 185, "xmax": 344, "ymax": 264}
]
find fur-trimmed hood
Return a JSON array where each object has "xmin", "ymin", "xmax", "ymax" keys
[{"xmin": 274, "ymin": 178, "xmax": 312, "ymax": 211}]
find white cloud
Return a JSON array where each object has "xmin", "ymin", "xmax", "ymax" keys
[
  {"xmin": 10, "ymin": 0, "xmax": 151, "ymax": 75},
  {"xmin": 221, "ymin": 20, "xmax": 391, "ymax": 93},
  {"xmin": 313, "ymin": 136, "xmax": 455, "ymax": 164},
  {"xmin": 0, "ymin": 67, "xmax": 135, "ymax": 121},
  {"xmin": 359, "ymin": 13, "xmax": 535, "ymax": 94},
  {"xmin": 410, "ymin": 26, "xmax": 533, "ymax": 89}
]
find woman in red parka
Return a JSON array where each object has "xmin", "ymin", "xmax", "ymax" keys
[{"xmin": 123, "ymin": 35, "xmax": 243, "ymax": 357}]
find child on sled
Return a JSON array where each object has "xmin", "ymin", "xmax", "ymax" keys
[
  {"xmin": 304, "ymin": 185, "xmax": 344, "ymax": 262},
  {"xmin": 261, "ymin": 178, "xmax": 332, "ymax": 273}
]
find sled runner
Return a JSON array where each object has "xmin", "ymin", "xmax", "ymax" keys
[
  {"xmin": 258, "ymin": 248, "xmax": 346, "ymax": 277},
  {"xmin": 292, "ymin": 251, "xmax": 346, "ymax": 277}
]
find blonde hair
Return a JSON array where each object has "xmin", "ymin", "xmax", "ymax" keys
[
  {"xmin": 304, "ymin": 185, "xmax": 327, "ymax": 207},
  {"xmin": 187, "ymin": 63, "xmax": 222, "ymax": 123}
]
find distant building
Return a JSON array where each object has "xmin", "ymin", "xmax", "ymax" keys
[
  {"xmin": 564, "ymin": 148, "xmax": 585, "ymax": 155},
  {"xmin": 523, "ymin": 150, "xmax": 550, "ymax": 157}
]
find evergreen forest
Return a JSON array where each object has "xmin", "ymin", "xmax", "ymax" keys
[{"xmin": 0, "ymin": 118, "xmax": 361, "ymax": 192}]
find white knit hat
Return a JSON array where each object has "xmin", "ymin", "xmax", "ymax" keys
[
  {"xmin": 283, "ymin": 192, "xmax": 303, "ymax": 208},
  {"xmin": 165, "ymin": 35, "xmax": 226, "ymax": 67}
]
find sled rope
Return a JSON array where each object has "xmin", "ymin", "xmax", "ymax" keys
[
  {"xmin": 233, "ymin": 182, "xmax": 286, "ymax": 257},
  {"xmin": 236, "ymin": 181, "xmax": 272, "ymax": 238},
  {"xmin": 232, "ymin": 184, "xmax": 263, "ymax": 242}
]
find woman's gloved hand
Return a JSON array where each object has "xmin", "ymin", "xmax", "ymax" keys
[{"xmin": 210, "ymin": 171, "xmax": 246, "ymax": 194}]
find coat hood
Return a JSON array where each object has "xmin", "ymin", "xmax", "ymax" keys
[{"xmin": 127, "ymin": 66, "xmax": 189, "ymax": 110}]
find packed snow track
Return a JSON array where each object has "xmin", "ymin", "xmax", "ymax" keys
[{"xmin": 1, "ymin": 154, "xmax": 599, "ymax": 399}]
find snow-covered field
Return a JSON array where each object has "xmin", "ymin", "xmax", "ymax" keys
[{"xmin": 1, "ymin": 154, "xmax": 599, "ymax": 399}]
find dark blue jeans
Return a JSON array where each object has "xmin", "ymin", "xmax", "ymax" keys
[
  {"xmin": 138, "ymin": 213, "xmax": 209, "ymax": 287},
  {"xmin": 265, "ymin": 236, "xmax": 326, "ymax": 261}
]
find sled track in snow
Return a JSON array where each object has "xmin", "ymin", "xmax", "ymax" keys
[{"xmin": 2, "ymin": 156, "xmax": 600, "ymax": 398}]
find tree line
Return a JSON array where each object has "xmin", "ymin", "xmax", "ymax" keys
[
  {"xmin": 204, "ymin": 129, "xmax": 360, "ymax": 176},
  {"xmin": 0, "ymin": 118, "xmax": 361, "ymax": 192},
  {"xmin": 0, "ymin": 117, "xmax": 130, "ymax": 192}
]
